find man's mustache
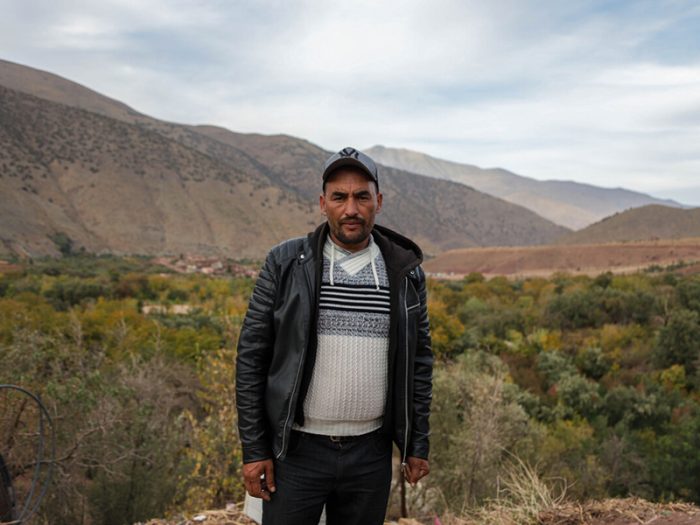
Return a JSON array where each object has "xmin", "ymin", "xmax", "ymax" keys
[{"xmin": 340, "ymin": 217, "xmax": 366, "ymax": 225}]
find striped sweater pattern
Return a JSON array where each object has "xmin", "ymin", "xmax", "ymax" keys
[{"xmin": 297, "ymin": 235, "xmax": 390, "ymax": 436}]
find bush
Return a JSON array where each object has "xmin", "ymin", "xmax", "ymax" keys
[
  {"xmin": 576, "ymin": 346, "xmax": 610, "ymax": 380},
  {"xmin": 537, "ymin": 351, "xmax": 576, "ymax": 390},
  {"xmin": 556, "ymin": 374, "xmax": 601, "ymax": 419},
  {"xmin": 654, "ymin": 309, "xmax": 700, "ymax": 376},
  {"xmin": 44, "ymin": 276, "xmax": 108, "ymax": 309},
  {"xmin": 544, "ymin": 290, "xmax": 604, "ymax": 329},
  {"xmin": 600, "ymin": 289, "xmax": 658, "ymax": 325},
  {"xmin": 677, "ymin": 278, "xmax": 700, "ymax": 314},
  {"xmin": 428, "ymin": 351, "xmax": 533, "ymax": 511},
  {"xmin": 49, "ymin": 231, "xmax": 74, "ymax": 256}
]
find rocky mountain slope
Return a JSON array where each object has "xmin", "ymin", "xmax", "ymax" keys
[
  {"xmin": 0, "ymin": 84, "xmax": 315, "ymax": 258},
  {"xmin": 366, "ymin": 145, "xmax": 682, "ymax": 230},
  {"xmin": 0, "ymin": 59, "xmax": 569, "ymax": 258}
]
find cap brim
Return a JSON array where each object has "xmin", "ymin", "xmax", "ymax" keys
[{"xmin": 322, "ymin": 158, "xmax": 377, "ymax": 182}]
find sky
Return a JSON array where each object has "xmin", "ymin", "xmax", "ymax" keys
[{"xmin": 2, "ymin": 0, "xmax": 700, "ymax": 205}]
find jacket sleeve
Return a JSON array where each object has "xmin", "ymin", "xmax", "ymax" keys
[
  {"xmin": 408, "ymin": 265, "xmax": 433, "ymax": 460},
  {"xmin": 236, "ymin": 250, "xmax": 278, "ymax": 463}
]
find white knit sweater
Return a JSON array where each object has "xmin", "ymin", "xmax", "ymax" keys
[{"xmin": 295, "ymin": 235, "xmax": 390, "ymax": 436}]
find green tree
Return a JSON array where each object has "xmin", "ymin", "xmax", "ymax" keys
[
  {"xmin": 544, "ymin": 290, "xmax": 603, "ymax": 329},
  {"xmin": 556, "ymin": 374, "xmax": 601, "ymax": 419},
  {"xmin": 645, "ymin": 407, "xmax": 700, "ymax": 502},
  {"xmin": 677, "ymin": 278, "xmax": 700, "ymax": 314},
  {"xmin": 49, "ymin": 232, "xmax": 74, "ymax": 256},
  {"xmin": 654, "ymin": 309, "xmax": 700, "ymax": 376}
]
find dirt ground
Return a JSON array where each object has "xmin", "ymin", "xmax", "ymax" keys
[
  {"xmin": 140, "ymin": 498, "xmax": 700, "ymax": 525},
  {"xmin": 539, "ymin": 498, "xmax": 700, "ymax": 525},
  {"xmin": 424, "ymin": 238, "xmax": 700, "ymax": 279}
]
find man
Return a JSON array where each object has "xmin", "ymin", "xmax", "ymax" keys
[{"xmin": 236, "ymin": 147, "xmax": 432, "ymax": 525}]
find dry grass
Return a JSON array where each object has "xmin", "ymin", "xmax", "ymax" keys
[
  {"xmin": 134, "ymin": 453, "xmax": 700, "ymax": 525},
  {"xmin": 139, "ymin": 497, "xmax": 700, "ymax": 525},
  {"xmin": 139, "ymin": 463, "xmax": 700, "ymax": 525},
  {"xmin": 137, "ymin": 503, "xmax": 256, "ymax": 525},
  {"xmin": 434, "ymin": 457, "xmax": 565, "ymax": 525},
  {"xmin": 538, "ymin": 498, "xmax": 699, "ymax": 525}
]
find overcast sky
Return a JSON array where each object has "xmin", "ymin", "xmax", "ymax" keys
[{"xmin": 2, "ymin": 0, "xmax": 700, "ymax": 205}]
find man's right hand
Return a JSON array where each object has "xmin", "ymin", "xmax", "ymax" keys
[{"xmin": 243, "ymin": 459, "xmax": 276, "ymax": 501}]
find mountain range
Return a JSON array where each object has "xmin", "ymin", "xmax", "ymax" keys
[
  {"xmin": 0, "ymin": 59, "xmax": 568, "ymax": 258},
  {"xmin": 2, "ymin": 59, "xmax": 694, "ymax": 261},
  {"xmin": 365, "ymin": 145, "xmax": 682, "ymax": 230}
]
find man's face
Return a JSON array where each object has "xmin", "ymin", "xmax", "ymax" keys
[{"xmin": 320, "ymin": 168, "xmax": 383, "ymax": 252}]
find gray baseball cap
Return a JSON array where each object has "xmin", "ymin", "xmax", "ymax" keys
[{"xmin": 322, "ymin": 147, "xmax": 379, "ymax": 187}]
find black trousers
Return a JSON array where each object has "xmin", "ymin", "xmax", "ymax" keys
[{"xmin": 262, "ymin": 430, "xmax": 393, "ymax": 525}]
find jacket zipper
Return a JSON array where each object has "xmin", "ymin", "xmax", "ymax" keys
[
  {"xmin": 401, "ymin": 276, "xmax": 410, "ymax": 469},
  {"xmin": 277, "ymin": 256, "xmax": 313, "ymax": 459},
  {"xmin": 278, "ymin": 354, "xmax": 305, "ymax": 459}
]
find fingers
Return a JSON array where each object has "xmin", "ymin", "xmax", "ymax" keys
[
  {"xmin": 243, "ymin": 460, "xmax": 275, "ymax": 501},
  {"xmin": 403, "ymin": 463, "xmax": 415, "ymax": 485},
  {"xmin": 415, "ymin": 462, "xmax": 429, "ymax": 482},
  {"xmin": 407, "ymin": 466, "xmax": 421, "ymax": 485},
  {"xmin": 243, "ymin": 465, "xmax": 263, "ymax": 499},
  {"xmin": 264, "ymin": 461, "xmax": 276, "ymax": 494},
  {"xmin": 259, "ymin": 478, "xmax": 272, "ymax": 502},
  {"xmin": 405, "ymin": 458, "xmax": 430, "ymax": 485},
  {"xmin": 403, "ymin": 462, "xmax": 418, "ymax": 486}
]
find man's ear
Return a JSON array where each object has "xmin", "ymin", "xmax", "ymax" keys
[
  {"xmin": 376, "ymin": 192, "xmax": 383, "ymax": 214},
  {"xmin": 319, "ymin": 193, "xmax": 327, "ymax": 215}
]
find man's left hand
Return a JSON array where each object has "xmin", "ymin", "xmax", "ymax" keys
[{"xmin": 404, "ymin": 456, "xmax": 430, "ymax": 486}]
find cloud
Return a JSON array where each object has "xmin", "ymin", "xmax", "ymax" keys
[{"xmin": 2, "ymin": 0, "xmax": 700, "ymax": 204}]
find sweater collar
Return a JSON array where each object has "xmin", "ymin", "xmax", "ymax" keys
[{"xmin": 309, "ymin": 222, "xmax": 422, "ymax": 276}]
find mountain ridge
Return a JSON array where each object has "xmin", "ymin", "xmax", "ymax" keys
[
  {"xmin": 558, "ymin": 204, "xmax": 700, "ymax": 244},
  {"xmin": 365, "ymin": 145, "xmax": 683, "ymax": 230},
  {"xmin": 0, "ymin": 60, "xmax": 569, "ymax": 258}
]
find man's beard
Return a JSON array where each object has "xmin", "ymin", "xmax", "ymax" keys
[{"xmin": 333, "ymin": 218, "xmax": 371, "ymax": 247}]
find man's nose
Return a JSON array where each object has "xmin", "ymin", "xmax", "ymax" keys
[{"xmin": 345, "ymin": 197, "xmax": 359, "ymax": 215}]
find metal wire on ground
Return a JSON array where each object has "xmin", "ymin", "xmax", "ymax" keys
[{"xmin": 0, "ymin": 385, "xmax": 56, "ymax": 525}]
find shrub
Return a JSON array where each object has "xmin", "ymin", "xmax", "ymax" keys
[
  {"xmin": 428, "ymin": 351, "xmax": 533, "ymax": 511},
  {"xmin": 654, "ymin": 309, "xmax": 700, "ymax": 376},
  {"xmin": 544, "ymin": 290, "xmax": 603, "ymax": 329},
  {"xmin": 677, "ymin": 278, "xmax": 700, "ymax": 314}
]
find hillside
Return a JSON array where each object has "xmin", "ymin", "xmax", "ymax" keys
[
  {"xmin": 190, "ymin": 128, "xmax": 570, "ymax": 251},
  {"xmin": 424, "ymin": 237, "xmax": 700, "ymax": 278},
  {"xmin": 0, "ymin": 84, "xmax": 316, "ymax": 258},
  {"xmin": 0, "ymin": 60, "xmax": 569, "ymax": 258},
  {"xmin": 558, "ymin": 204, "xmax": 700, "ymax": 244},
  {"xmin": 0, "ymin": 58, "xmax": 147, "ymax": 123},
  {"xmin": 366, "ymin": 145, "xmax": 682, "ymax": 230}
]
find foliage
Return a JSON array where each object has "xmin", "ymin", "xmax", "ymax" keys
[
  {"xmin": 175, "ymin": 342, "xmax": 245, "ymax": 511},
  {"xmin": 654, "ymin": 309, "xmax": 700, "ymax": 376},
  {"xmin": 427, "ymin": 269, "xmax": 700, "ymax": 507},
  {"xmin": 48, "ymin": 231, "xmax": 75, "ymax": 256},
  {"xmin": 428, "ymin": 351, "xmax": 533, "ymax": 512},
  {"xmin": 3, "ymin": 257, "xmax": 700, "ymax": 524},
  {"xmin": 0, "ymin": 257, "xmax": 251, "ymax": 524}
]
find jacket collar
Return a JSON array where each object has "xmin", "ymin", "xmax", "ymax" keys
[{"xmin": 307, "ymin": 222, "xmax": 422, "ymax": 276}]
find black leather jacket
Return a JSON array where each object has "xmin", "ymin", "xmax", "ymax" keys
[{"xmin": 236, "ymin": 223, "xmax": 432, "ymax": 464}]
